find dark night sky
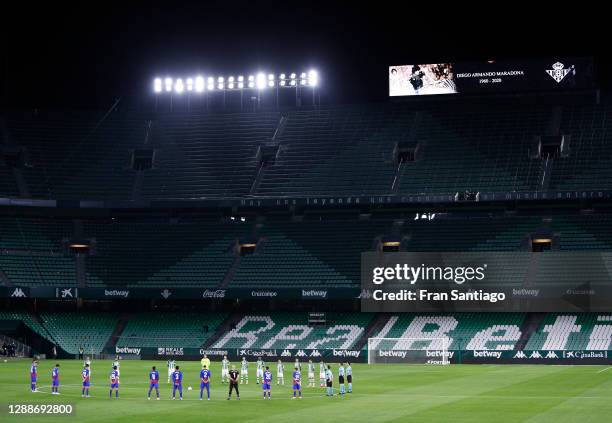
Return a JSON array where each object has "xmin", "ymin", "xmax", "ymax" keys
[{"xmin": 1, "ymin": 2, "xmax": 608, "ymax": 110}]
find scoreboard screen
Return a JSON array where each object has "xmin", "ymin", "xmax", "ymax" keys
[{"xmin": 389, "ymin": 57, "xmax": 593, "ymax": 97}]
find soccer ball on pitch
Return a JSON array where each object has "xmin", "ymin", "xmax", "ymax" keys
[{"xmin": 187, "ymin": 386, "xmax": 193, "ymax": 391}]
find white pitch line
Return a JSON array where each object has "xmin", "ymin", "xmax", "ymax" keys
[
  {"xmin": 33, "ymin": 385, "xmax": 328, "ymax": 402},
  {"xmin": 597, "ymin": 366, "xmax": 612, "ymax": 373}
]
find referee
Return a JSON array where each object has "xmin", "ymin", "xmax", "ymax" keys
[{"xmin": 228, "ymin": 365, "xmax": 240, "ymax": 400}]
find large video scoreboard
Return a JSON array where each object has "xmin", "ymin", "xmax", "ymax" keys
[{"xmin": 389, "ymin": 57, "xmax": 593, "ymax": 97}]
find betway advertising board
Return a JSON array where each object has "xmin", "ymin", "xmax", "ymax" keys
[
  {"xmin": 108, "ymin": 346, "xmax": 612, "ymax": 364},
  {"xmin": 108, "ymin": 347, "xmax": 366, "ymax": 362},
  {"xmin": 372, "ymin": 349, "xmax": 612, "ymax": 364}
]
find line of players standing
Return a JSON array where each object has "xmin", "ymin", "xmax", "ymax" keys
[
  {"xmin": 28, "ymin": 354, "xmax": 354, "ymax": 399},
  {"xmin": 29, "ymin": 355, "xmax": 122, "ymax": 398},
  {"xmin": 218, "ymin": 355, "xmax": 353, "ymax": 398}
]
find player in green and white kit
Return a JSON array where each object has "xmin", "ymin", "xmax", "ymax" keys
[
  {"xmin": 240, "ymin": 357, "xmax": 249, "ymax": 384},
  {"xmin": 276, "ymin": 360, "xmax": 284, "ymax": 385},
  {"xmin": 319, "ymin": 360, "xmax": 326, "ymax": 387},
  {"xmin": 307, "ymin": 359, "xmax": 315, "ymax": 387},
  {"xmin": 346, "ymin": 362, "xmax": 353, "ymax": 393},
  {"xmin": 84, "ymin": 356, "xmax": 92, "ymax": 378},
  {"xmin": 338, "ymin": 363, "xmax": 346, "ymax": 397},
  {"xmin": 255, "ymin": 358, "xmax": 265, "ymax": 384},
  {"xmin": 112, "ymin": 355, "xmax": 120, "ymax": 376},
  {"xmin": 167, "ymin": 359, "xmax": 175, "ymax": 383},
  {"xmin": 325, "ymin": 365, "xmax": 333, "ymax": 396},
  {"xmin": 221, "ymin": 355, "xmax": 230, "ymax": 383}
]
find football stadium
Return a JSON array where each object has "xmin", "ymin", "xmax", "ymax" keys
[{"xmin": 2, "ymin": 5, "xmax": 612, "ymax": 423}]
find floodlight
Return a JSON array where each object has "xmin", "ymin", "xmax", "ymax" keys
[
  {"xmin": 308, "ymin": 70, "xmax": 318, "ymax": 87},
  {"xmin": 195, "ymin": 76, "xmax": 204, "ymax": 92},
  {"xmin": 256, "ymin": 73, "xmax": 266, "ymax": 89},
  {"xmin": 175, "ymin": 78, "xmax": 184, "ymax": 93},
  {"xmin": 154, "ymin": 78, "xmax": 162, "ymax": 93},
  {"xmin": 151, "ymin": 69, "xmax": 318, "ymax": 94}
]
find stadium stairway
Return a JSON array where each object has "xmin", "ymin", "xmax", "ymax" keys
[
  {"xmin": 391, "ymin": 111, "xmax": 422, "ymax": 193},
  {"xmin": 513, "ymin": 313, "xmax": 547, "ymax": 351},
  {"xmin": 353, "ymin": 313, "xmax": 392, "ymax": 351},
  {"xmin": 218, "ymin": 255, "xmax": 240, "ymax": 289},
  {"xmin": 130, "ymin": 120, "xmax": 154, "ymax": 202},
  {"xmin": 536, "ymin": 106, "xmax": 564, "ymax": 191},
  {"xmin": 0, "ymin": 268, "xmax": 12, "ymax": 286},
  {"xmin": 549, "ymin": 103, "xmax": 612, "ymax": 191},
  {"xmin": 142, "ymin": 111, "xmax": 280, "ymax": 199},
  {"xmin": 200, "ymin": 313, "xmax": 242, "ymax": 348},
  {"xmin": 103, "ymin": 312, "xmax": 133, "ymax": 351},
  {"xmin": 249, "ymin": 114, "xmax": 287, "ymax": 194},
  {"xmin": 30, "ymin": 310, "xmax": 57, "ymax": 345}
]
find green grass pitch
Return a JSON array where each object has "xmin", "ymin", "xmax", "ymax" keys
[{"xmin": 1, "ymin": 359, "xmax": 612, "ymax": 422}]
